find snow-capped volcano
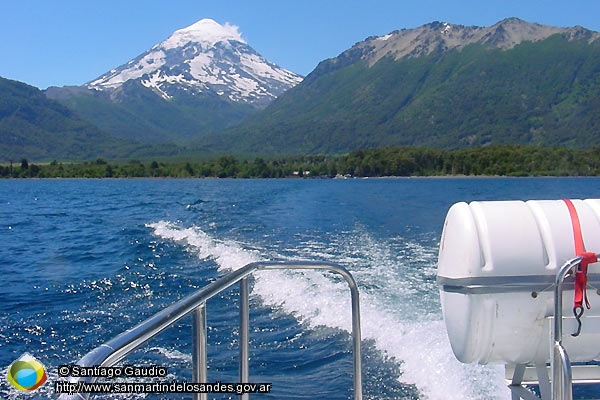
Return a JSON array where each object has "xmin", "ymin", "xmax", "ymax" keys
[{"xmin": 87, "ymin": 19, "xmax": 302, "ymax": 106}]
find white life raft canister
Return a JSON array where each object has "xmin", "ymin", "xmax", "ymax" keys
[{"xmin": 437, "ymin": 199, "xmax": 600, "ymax": 365}]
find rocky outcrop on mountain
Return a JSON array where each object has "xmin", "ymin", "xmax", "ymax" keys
[{"xmin": 351, "ymin": 18, "xmax": 600, "ymax": 66}]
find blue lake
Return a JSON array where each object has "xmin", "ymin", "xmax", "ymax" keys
[{"xmin": 2, "ymin": 177, "xmax": 600, "ymax": 399}]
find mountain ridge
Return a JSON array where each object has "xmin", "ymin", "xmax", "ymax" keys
[
  {"xmin": 360, "ymin": 18, "xmax": 600, "ymax": 63},
  {"xmin": 311, "ymin": 18, "xmax": 600, "ymax": 76},
  {"xmin": 201, "ymin": 18, "xmax": 600, "ymax": 154}
]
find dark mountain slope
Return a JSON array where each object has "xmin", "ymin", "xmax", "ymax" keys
[
  {"xmin": 0, "ymin": 77, "xmax": 145, "ymax": 161},
  {"xmin": 46, "ymin": 81, "xmax": 256, "ymax": 145}
]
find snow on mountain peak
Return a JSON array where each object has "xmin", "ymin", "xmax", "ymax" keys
[
  {"xmin": 87, "ymin": 18, "xmax": 302, "ymax": 106},
  {"xmin": 162, "ymin": 18, "xmax": 245, "ymax": 49}
]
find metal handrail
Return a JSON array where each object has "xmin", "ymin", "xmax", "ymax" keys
[
  {"xmin": 551, "ymin": 256, "xmax": 583, "ymax": 400},
  {"xmin": 57, "ymin": 261, "xmax": 362, "ymax": 400},
  {"xmin": 504, "ymin": 254, "xmax": 600, "ymax": 400},
  {"xmin": 551, "ymin": 254, "xmax": 600, "ymax": 399}
]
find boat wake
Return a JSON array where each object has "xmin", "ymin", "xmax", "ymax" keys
[{"xmin": 147, "ymin": 220, "xmax": 510, "ymax": 400}]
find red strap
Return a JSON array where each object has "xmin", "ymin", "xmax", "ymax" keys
[
  {"xmin": 564, "ymin": 199, "xmax": 586, "ymax": 255},
  {"xmin": 563, "ymin": 199, "xmax": 597, "ymax": 310}
]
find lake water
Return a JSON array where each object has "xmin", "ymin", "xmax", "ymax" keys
[{"xmin": 2, "ymin": 177, "xmax": 600, "ymax": 399}]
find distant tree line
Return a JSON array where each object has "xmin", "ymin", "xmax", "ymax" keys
[{"xmin": 3, "ymin": 145, "xmax": 600, "ymax": 179}]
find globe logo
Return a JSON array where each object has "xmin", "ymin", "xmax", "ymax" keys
[{"xmin": 6, "ymin": 353, "xmax": 48, "ymax": 391}]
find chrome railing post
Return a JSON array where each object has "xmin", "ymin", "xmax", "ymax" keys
[
  {"xmin": 240, "ymin": 277, "xmax": 250, "ymax": 399},
  {"xmin": 192, "ymin": 303, "xmax": 208, "ymax": 400},
  {"xmin": 350, "ymin": 276, "xmax": 363, "ymax": 400},
  {"xmin": 256, "ymin": 261, "xmax": 363, "ymax": 400},
  {"xmin": 552, "ymin": 256, "xmax": 582, "ymax": 400}
]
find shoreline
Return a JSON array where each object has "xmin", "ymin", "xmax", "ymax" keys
[{"xmin": 2, "ymin": 174, "xmax": 599, "ymax": 181}]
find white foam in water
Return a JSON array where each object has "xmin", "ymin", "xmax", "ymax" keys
[
  {"xmin": 147, "ymin": 221, "xmax": 510, "ymax": 400},
  {"xmin": 147, "ymin": 346, "xmax": 193, "ymax": 364},
  {"xmin": 147, "ymin": 221, "xmax": 260, "ymax": 270}
]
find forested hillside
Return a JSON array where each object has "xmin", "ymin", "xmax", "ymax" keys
[
  {"xmin": 203, "ymin": 32, "xmax": 600, "ymax": 154},
  {"xmin": 0, "ymin": 77, "xmax": 148, "ymax": 160}
]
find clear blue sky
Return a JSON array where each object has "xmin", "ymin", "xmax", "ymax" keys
[{"xmin": 1, "ymin": 0, "xmax": 599, "ymax": 89}]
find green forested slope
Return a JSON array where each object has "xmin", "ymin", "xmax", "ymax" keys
[
  {"xmin": 0, "ymin": 77, "xmax": 150, "ymax": 161},
  {"xmin": 204, "ymin": 34, "xmax": 600, "ymax": 154},
  {"xmin": 46, "ymin": 81, "xmax": 260, "ymax": 145}
]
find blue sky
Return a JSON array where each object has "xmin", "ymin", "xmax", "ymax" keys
[{"xmin": 1, "ymin": 1, "xmax": 599, "ymax": 89}]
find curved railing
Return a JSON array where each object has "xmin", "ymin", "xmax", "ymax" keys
[{"xmin": 57, "ymin": 261, "xmax": 362, "ymax": 400}]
